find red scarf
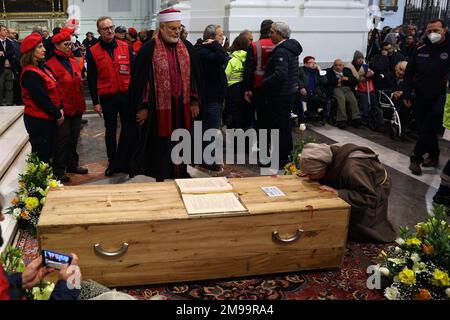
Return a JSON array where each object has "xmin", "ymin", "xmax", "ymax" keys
[
  {"xmin": 54, "ymin": 48, "xmax": 74, "ymax": 59},
  {"xmin": 152, "ymin": 32, "xmax": 191, "ymax": 137}
]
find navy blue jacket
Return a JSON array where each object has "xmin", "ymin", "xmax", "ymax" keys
[
  {"xmin": 0, "ymin": 38, "xmax": 16, "ymax": 76},
  {"xmin": 194, "ymin": 40, "xmax": 229, "ymax": 103},
  {"xmin": 263, "ymin": 39, "xmax": 303, "ymax": 96}
]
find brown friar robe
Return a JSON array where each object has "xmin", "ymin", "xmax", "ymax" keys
[{"xmin": 322, "ymin": 144, "xmax": 397, "ymax": 243}]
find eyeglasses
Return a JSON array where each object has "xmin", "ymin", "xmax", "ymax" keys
[{"xmin": 101, "ymin": 25, "xmax": 115, "ymax": 32}]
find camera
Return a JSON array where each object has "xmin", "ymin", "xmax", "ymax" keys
[{"xmin": 42, "ymin": 249, "xmax": 72, "ymax": 270}]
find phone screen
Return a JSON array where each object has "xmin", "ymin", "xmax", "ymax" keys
[{"xmin": 42, "ymin": 250, "xmax": 72, "ymax": 270}]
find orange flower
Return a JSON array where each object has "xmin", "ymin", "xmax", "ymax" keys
[
  {"xmin": 20, "ymin": 211, "xmax": 30, "ymax": 220},
  {"xmin": 415, "ymin": 289, "xmax": 432, "ymax": 301},
  {"xmin": 11, "ymin": 197, "xmax": 19, "ymax": 206},
  {"xmin": 423, "ymin": 244, "xmax": 435, "ymax": 255}
]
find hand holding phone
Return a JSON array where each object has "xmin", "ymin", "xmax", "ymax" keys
[{"xmin": 42, "ymin": 249, "xmax": 73, "ymax": 270}]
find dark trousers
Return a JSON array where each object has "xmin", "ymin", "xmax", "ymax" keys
[
  {"xmin": 413, "ymin": 95, "xmax": 445, "ymax": 161},
  {"xmin": 268, "ymin": 94, "xmax": 296, "ymax": 167},
  {"xmin": 53, "ymin": 114, "xmax": 82, "ymax": 175},
  {"xmin": 100, "ymin": 93, "xmax": 128, "ymax": 166},
  {"xmin": 253, "ymin": 87, "xmax": 270, "ymax": 132},
  {"xmin": 224, "ymin": 83, "xmax": 246, "ymax": 129},
  {"xmin": 23, "ymin": 114, "xmax": 56, "ymax": 164}
]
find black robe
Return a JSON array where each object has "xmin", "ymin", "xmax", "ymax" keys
[{"xmin": 118, "ymin": 38, "xmax": 205, "ymax": 181}]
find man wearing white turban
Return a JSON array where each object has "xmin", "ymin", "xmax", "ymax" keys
[{"xmin": 300, "ymin": 143, "xmax": 396, "ymax": 243}]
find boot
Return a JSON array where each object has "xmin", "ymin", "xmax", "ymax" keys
[
  {"xmin": 409, "ymin": 157, "xmax": 422, "ymax": 176},
  {"xmin": 422, "ymin": 156, "xmax": 439, "ymax": 168}
]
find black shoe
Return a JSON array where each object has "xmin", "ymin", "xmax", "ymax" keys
[
  {"xmin": 81, "ymin": 119, "xmax": 88, "ymax": 125},
  {"xmin": 352, "ymin": 119, "xmax": 361, "ymax": 128},
  {"xmin": 433, "ymin": 194, "xmax": 450, "ymax": 206},
  {"xmin": 55, "ymin": 174, "xmax": 71, "ymax": 183},
  {"xmin": 67, "ymin": 166, "xmax": 89, "ymax": 175},
  {"xmin": 422, "ymin": 157, "xmax": 439, "ymax": 168},
  {"xmin": 409, "ymin": 159, "xmax": 422, "ymax": 176},
  {"xmin": 337, "ymin": 121, "xmax": 347, "ymax": 129},
  {"xmin": 105, "ymin": 167, "xmax": 114, "ymax": 177}
]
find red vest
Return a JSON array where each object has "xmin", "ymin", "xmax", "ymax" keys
[
  {"xmin": 90, "ymin": 40, "xmax": 131, "ymax": 97},
  {"xmin": 21, "ymin": 65, "xmax": 62, "ymax": 120},
  {"xmin": 131, "ymin": 40, "xmax": 142, "ymax": 55},
  {"xmin": 252, "ymin": 38, "xmax": 275, "ymax": 88},
  {"xmin": 46, "ymin": 56, "xmax": 87, "ymax": 117}
]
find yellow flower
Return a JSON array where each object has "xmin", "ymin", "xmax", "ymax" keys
[
  {"xmin": 48, "ymin": 180, "xmax": 59, "ymax": 188},
  {"xmin": 399, "ymin": 268, "xmax": 416, "ymax": 285},
  {"xmin": 432, "ymin": 269, "xmax": 450, "ymax": 287},
  {"xmin": 405, "ymin": 237, "xmax": 422, "ymax": 247},
  {"xmin": 20, "ymin": 211, "xmax": 30, "ymax": 220},
  {"xmin": 25, "ymin": 197, "xmax": 40, "ymax": 210}
]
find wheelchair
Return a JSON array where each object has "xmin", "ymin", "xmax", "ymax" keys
[{"xmin": 368, "ymin": 90, "xmax": 402, "ymax": 139}]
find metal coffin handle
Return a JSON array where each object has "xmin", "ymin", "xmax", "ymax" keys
[
  {"xmin": 272, "ymin": 229, "xmax": 304, "ymax": 245},
  {"xmin": 94, "ymin": 243, "xmax": 129, "ymax": 259}
]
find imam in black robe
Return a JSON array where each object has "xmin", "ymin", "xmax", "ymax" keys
[{"xmin": 119, "ymin": 38, "xmax": 205, "ymax": 181}]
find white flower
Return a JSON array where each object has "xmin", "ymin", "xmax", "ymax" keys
[
  {"xmin": 446, "ymin": 288, "xmax": 450, "ymax": 298},
  {"xmin": 394, "ymin": 247, "xmax": 402, "ymax": 253},
  {"xmin": 13, "ymin": 208, "xmax": 21, "ymax": 218},
  {"xmin": 395, "ymin": 238, "xmax": 405, "ymax": 246},
  {"xmin": 384, "ymin": 286, "xmax": 401, "ymax": 300},
  {"xmin": 299, "ymin": 123, "xmax": 307, "ymax": 132},
  {"xmin": 410, "ymin": 253, "xmax": 421, "ymax": 263},
  {"xmin": 379, "ymin": 267, "xmax": 390, "ymax": 277}
]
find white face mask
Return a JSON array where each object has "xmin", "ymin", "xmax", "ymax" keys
[{"xmin": 428, "ymin": 32, "xmax": 442, "ymax": 44}]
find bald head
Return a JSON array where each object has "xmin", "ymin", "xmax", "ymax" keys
[{"xmin": 333, "ymin": 59, "xmax": 344, "ymax": 73}]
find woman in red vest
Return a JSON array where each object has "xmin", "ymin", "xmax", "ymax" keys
[
  {"xmin": 20, "ymin": 33, "xmax": 64, "ymax": 164},
  {"xmin": 46, "ymin": 30, "xmax": 88, "ymax": 183}
]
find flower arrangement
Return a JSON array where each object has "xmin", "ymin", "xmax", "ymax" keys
[
  {"xmin": 6, "ymin": 154, "xmax": 63, "ymax": 232},
  {"xmin": 1, "ymin": 246, "xmax": 54, "ymax": 300},
  {"xmin": 377, "ymin": 205, "xmax": 450, "ymax": 300},
  {"xmin": 284, "ymin": 123, "xmax": 316, "ymax": 175}
]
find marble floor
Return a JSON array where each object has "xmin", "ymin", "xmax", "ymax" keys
[{"xmin": 72, "ymin": 114, "xmax": 450, "ymax": 231}]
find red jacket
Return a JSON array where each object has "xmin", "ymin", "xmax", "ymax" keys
[
  {"xmin": 252, "ymin": 38, "xmax": 275, "ymax": 88},
  {"xmin": 21, "ymin": 65, "xmax": 62, "ymax": 120},
  {"xmin": 90, "ymin": 40, "xmax": 131, "ymax": 97},
  {"xmin": 46, "ymin": 56, "xmax": 87, "ymax": 117}
]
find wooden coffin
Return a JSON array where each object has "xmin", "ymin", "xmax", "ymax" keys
[{"xmin": 37, "ymin": 176, "xmax": 350, "ymax": 287}]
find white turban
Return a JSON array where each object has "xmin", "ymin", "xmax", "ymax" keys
[
  {"xmin": 158, "ymin": 9, "xmax": 182, "ymax": 23},
  {"xmin": 300, "ymin": 143, "xmax": 333, "ymax": 174}
]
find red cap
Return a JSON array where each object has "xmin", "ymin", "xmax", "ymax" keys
[
  {"xmin": 67, "ymin": 18, "xmax": 79, "ymax": 26},
  {"xmin": 52, "ymin": 31, "xmax": 71, "ymax": 44},
  {"xmin": 61, "ymin": 27, "xmax": 75, "ymax": 35},
  {"xmin": 20, "ymin": 32, "xmax": 43, "ymax": 54},
  {"xmin": 128, "ymin": 28, "xmax": 138, "ymax": 37},
  {"xmin": 303, "ymin": 56, "xmax": 315, "ymax": 64}
]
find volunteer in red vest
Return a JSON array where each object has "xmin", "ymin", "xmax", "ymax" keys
[
  {"xmin": 86, "ymin": 16, "xmax": 134, "ymax": 177},
  {"xmin": 20, "ymin": 33, "xmax": 64, "ymax": 164},
  {"xmin": 46, "ymin": 29, "xmax": 88, "ymax": 183},
  {"xmin": 242, "ymin": 20, "xmax": 275, "ymax": 164},
  {"xmin": 127, "ymin": 27, "xmax": 142, "ymax": 55}
]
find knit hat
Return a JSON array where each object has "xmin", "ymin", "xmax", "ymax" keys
[
  {"xmin": 128, "ymin": 28, "xmax": 138, "ymax": 38},
  {"xmin": 300, "ymin": 143, "xmax": 333, "ymax": 174},
  {"xmin": 353, "ymin": 50, "xmax": 364, "ymax": 61},
  {"xmin": 20, "ymin": 33, "xmax": 43, "ymax": 54},
  {"xmin": 52, "ymin": 31, "xmax": 71, "ymax": 44},
  {"xmin": 303, "ymin": 56, "xmax": 315, "ymax": 64},
  {"xmin": 158, "ymin": 9, "xmax": 182, "ymax": 23}
]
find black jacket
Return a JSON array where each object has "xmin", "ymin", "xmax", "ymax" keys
[
  {"xmin": 298, "ymin": 66, "xmax": 328, "ymax": 97},
  {"xmin": 325, "ymin": 67, "xmax": 358, "ymax": 96},
  {"xmin": 263, "ymin": 39, "xmax": 303, "ymax": 96},
  {"xmin": 0, "ymin": 38, "xmax": 15, "ymax": 75},
  {"xmin": 194, "ymin": 40, "xmax": 229, "ymax": 103},
  {"xmin": 370, "ymin": 52, "xmax": 405, "ymax": 91},
  {"xmin": 403, "ymin": 33, "xmax": 450, "ymax": 100}
]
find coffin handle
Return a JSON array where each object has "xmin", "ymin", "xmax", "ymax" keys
[
  {"xmin": 94, "ymin": 243, "xmax": 129, "ymax": 259},
  {"xmin": 272, "ymin": 229, "xmax": 304, "ymax": 245}
]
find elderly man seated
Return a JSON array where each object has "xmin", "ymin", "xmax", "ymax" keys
[
  {"xmin": 298, "ymin": 56, "xmax": 328, "ymax": 122},
  {"xmin": 300, "ymin": 143, "xmax": 396, "ymax": 243},
  {"xmin": 326, "ymin": 59, "xmax": 361, "ymax": 129}
]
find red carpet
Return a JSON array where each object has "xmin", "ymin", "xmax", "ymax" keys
[{"xmin": 16, "ymin": 229, "xmax": 387, "ymax": 300}]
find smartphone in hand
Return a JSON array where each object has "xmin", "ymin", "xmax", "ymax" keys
[{"xmin": 42, "ymin": 249, "xmax": 73, "ymax": 270}]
